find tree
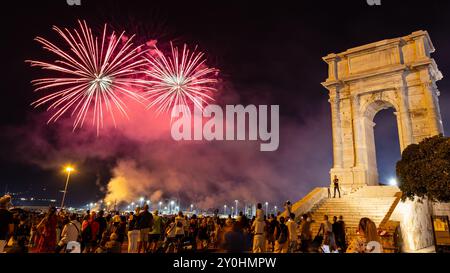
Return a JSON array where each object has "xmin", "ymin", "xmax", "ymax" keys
[{"xmin": 396, "ymin": 135, "xmax": 450, "ymax": 202}]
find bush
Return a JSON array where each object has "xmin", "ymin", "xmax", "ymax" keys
[{"xmin": 396, "ymin": 135, "xmax": 450, "ymax": 202}]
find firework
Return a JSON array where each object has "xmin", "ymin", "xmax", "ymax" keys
[
  {"xmin": 27, "ymin": 20, "xmax": 147, "ymax": 134},
  {"xmin": 143, "ymin": 43, "xmax": 219, "ymax": 116}
]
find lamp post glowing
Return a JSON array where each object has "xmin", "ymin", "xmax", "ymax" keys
[
  {"xmin": 274, "ymin": 206, "xmax": 278, "ymax": 215},
  {"xmin": 190, "ymin": 204, "xmax": 194, "ymax": 212},
  {"xmin": 159, "ymin": 201, "xmax": 163, "ymax": 211},
  {"xmin": 234, "ymin": 200, "xmax": 239, "ymax": 216},
  {"xmin": 60, "ymin": 165, "xmax": 75, "ymax": 208},
  {"xmin": 265, "ymin": 202, "xmax": 269, "ymax": 217},
  {"xmin": 224, "ymin": 204, "xmax": 227, "ymax": 215},
  {"xmin": 170, "ymin": 200, "xmax": 175, "ymax": 214}
]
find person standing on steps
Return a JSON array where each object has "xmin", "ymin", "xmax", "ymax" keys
[{"xmin": 333, "ymin": 175, "xmax": 341, "ymax": 198}]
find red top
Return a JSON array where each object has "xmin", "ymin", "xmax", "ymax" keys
[{"xmin": 82, "ymin": 218, "xmax": 100, "ymax": 240}]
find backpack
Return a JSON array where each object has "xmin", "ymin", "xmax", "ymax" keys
[
  {"xmin": 81, "ymin": 222, "xmax": 93, "ymax": 242},
  {"xmin": 277, "ymin": 224, "xmax": 288, "ymax": 244}
]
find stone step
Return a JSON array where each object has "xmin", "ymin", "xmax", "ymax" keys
[{"xmin": 303, "ymin": 186, "xmax": 399, "ymax": 241}]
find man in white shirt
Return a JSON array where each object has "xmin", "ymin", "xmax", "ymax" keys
[
  {"xmin": 286, "ymin": 213, "xmax": 298, "ymax": 253},
  {"xmin": 57, "ymin": 214, "xmax": 81, "ymax": 253},
  {"xmin": 251, "ymin": 218, "xmax": 266, "ymax": 253}
]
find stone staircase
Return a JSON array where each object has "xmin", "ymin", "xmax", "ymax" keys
[{"xmin": 308, "ymin": 186, "xmax": 401, "ymax": 239}]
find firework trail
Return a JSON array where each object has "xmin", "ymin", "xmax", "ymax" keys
[
  {"xmin": 143, "ymin": 42, "xmax": 219, "ymax": 116},
  {"xmin": 27, "ymin": 20, "xmax": 147, "ymax": 134}
]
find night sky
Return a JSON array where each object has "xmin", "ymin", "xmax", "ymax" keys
[{"xmin": 1, "ymin": 0, "xmax": 450, "ymax": 208}]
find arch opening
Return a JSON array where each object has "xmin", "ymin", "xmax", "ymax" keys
[
  {"xmin": 373, "ymin": 108, "xmax": 401, "ymax": 185},
  {"xmin": 361, "ymin": 100, "xmax": 400, "ymax": 186}
]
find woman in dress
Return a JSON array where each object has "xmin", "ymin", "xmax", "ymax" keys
[{"xmin": 36, "ymin": 207, "xmax": 58, "ymax": 253}]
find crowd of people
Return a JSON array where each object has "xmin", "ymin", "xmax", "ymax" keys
[{"xmin": 0, "ymin": 195, "xmax": 384, "ymax": 254}]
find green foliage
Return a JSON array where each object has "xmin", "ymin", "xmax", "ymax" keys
[{"xmin": 396, "ymin": 135, "xmax": 450, "ymax": 202}]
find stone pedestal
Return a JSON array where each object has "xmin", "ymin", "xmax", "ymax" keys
[{"xmin": 390, "ymin": 199, "xmax": 435, "ymax": 252}]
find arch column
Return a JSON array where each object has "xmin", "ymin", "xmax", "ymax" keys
[
  {"xmin": 397, "ymin": 84, "xmax": 414, "ymax": 152},
  {"xmin": 329, "ymin": 92, "xmax": 343, "ymax": 169},
  {"xmin": 350, "ymin": 95, "xmax": 369, "ymax": 188}
]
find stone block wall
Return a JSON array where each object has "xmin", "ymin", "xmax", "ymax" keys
[{"xmin": 390, "ymin": 199, "xmax": 435, "ymax": 252}]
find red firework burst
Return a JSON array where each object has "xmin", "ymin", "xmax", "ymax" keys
[
  {"xmin": 27, "ymin": 20, "xmax": 147, "ymax": 134},
  {"xmin": 143, "ymin": 42, "xmax": 219, "ymax": 116}
]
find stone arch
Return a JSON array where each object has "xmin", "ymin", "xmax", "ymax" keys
[
  {"xmin": 362, "ymin": 98, "xmax": 399, "ymax": 121},
  {"xmin": 322, "ymin": 31, "xmax": 444, "ymax": 191}
]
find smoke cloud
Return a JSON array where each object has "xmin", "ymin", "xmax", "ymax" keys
[{"xmin": 3, "ymin": 85, "xmax": 333, "ymax": 209}]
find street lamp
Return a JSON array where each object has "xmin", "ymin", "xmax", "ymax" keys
[
  {"xmin": 159, "ymin": 201, "xmax": 163, "ymax": 211},
  {"xmin": 274, "ymin": 206, "xmax": 278, "ymax": 214},
  {"xmin": 190, "ymin": 204, "xmax": 194, "ymax": 212},
  {"xmin": 60, "ymin": 165, "xmax": 75, "ymax": 208},
  {"xmin": 234, "ymin": 200, "xmax": 239, "ymax": 216},
  {"xmin": 170, "ymin": 200, "xmax": 175, "ymax": 214},
  {"xmin": 139, "ymin": 197, "xmax": 144, "ymax": 206},
  {"xmin": 265, "ymin": 202, "xmax": 269, "ymax": 217},
  {"xmin": 389, "ymin": 178, "xmax": 398, "ymax": 186},
  {"xmin": 224, "ymin": 204, "xmax": 227, "ymax": 215}
]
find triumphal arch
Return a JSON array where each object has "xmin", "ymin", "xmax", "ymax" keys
[{"xmin": 322, "ymin": 30, "xmax": 444, "ymax": 190}]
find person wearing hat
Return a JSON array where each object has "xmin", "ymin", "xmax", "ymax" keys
[{"xmin": 0, "ymin": 195, "xmax": 14, "ymax": 253}]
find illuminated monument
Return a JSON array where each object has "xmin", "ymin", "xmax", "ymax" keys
[
  {"xmin": 290, "ymin": 31, "xmax": 450, "ymax": 252},
  {"xmin": 322, "ymin": 30, "xmax": 443, "ymax": 191}
]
